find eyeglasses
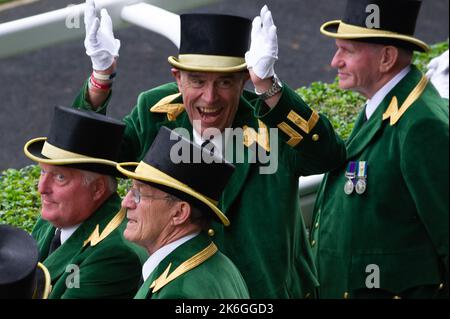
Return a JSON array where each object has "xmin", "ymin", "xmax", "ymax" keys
[{"xmin": 127, "ymin": 187, "xmax": 171, "ymax": 204}]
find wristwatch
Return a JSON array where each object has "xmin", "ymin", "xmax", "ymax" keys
[{"xmin": 255, "ymin": 75, "xmax": 283, "ymax": 100}]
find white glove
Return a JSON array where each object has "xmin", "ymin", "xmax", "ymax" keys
[
  {"xmin": 245, "ymin": 5, "xmax": 278, "ymax": 79},
  {"xmin": 426, "ymin": 49, "xmax": 449, "ymax": 99},
  {"xmin": 84, "ymin": 0, "xmax": 121, "ymax": 71}
]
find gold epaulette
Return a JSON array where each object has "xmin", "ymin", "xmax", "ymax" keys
[
  {"xmin": 150, "ymin": 242, "xmax": 218, "ymax": 293},
  {"xmin": 383, "ymin": 75, "xmax": 428, "ymax": 125},
  {"xmin": 83, "ymin": 208, "xmax": 126, "ymax": 247},
  {"xmin": 150, "ymin": 93, "xmax": 185, "ymax": 121}
]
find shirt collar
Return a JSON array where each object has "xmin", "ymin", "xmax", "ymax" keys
[
  {"xmin": 60, "ymin": 224, "xmax": 81, "ymax": 245},
  {"xmin": 365, "ymin": 65, "xmax": 411, "ymax": 120},
  {"xmin": 142, "ymin": 232, "xmax": 200, "ymax": 281},
  {"xmin": 193, "ymin": 128, "xmax": 232, "ymax": 158}
]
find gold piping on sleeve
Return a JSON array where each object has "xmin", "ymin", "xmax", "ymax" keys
[
  {"xmin": 287, "ymin": 110, "xmax": 320, "ymax": 134},
  {"xmin": 277, "ymin": 122, "xmax": 303, "ymax": 147}
]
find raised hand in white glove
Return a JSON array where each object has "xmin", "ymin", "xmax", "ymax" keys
[
  {"xmin": 245, "ymin": 5, "xmax": 278, "ymax": 79},
  {"xmin": 84, "ymin": 0, "xmax": 121, "ymax": 71},
  {"xmin": 426, "ymin": 49, "xmax": 449, "ymax": 99}
]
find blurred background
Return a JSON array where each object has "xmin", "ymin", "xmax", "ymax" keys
[{"xmin": 0, "ymin": 0, "xmax": 448, "ymax": 170}]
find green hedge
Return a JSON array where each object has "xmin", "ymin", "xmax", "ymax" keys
[{"xmin": 1, "ymin": 41, "xmax": 448, "ymax": 232}]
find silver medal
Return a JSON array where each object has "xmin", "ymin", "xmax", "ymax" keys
[
  {"xmin": 355, "ymin": 178, "xmax": 366, "ymax": 194},
  {"xmin": 344, "ymin": 179, "xmax": 354, "ymax": 195}
]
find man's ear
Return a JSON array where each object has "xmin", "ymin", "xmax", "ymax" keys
[
  {"xmin": 171, "ymin": 68, "xmax": 183, "ymax": 90},
  {"xmin": 171, "ymin": 201, "xmax": 191, "ymax": 226},
  {"xmin": 91, "ymin": 177, "xmax": 107, "ymax": 201},
  {"xmin": 379, "ymin": 46, "xmax": 399, "ymax": 73}
]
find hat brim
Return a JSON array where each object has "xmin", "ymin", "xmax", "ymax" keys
[
  {"xmin": 320, "ymin": 20, "xmax": 430, "ymax": 52},
  {"xmin": 33, "ymin": 262, "xmax": 51, "ymax": 299},
  {"xmin": 117, "ymin": 162, "xmax": 230, "ymax": 226},
  {"xmin": 24, "ymin": 137, "xmax": 122, "ymax": 177},
  {"xmin": 168, "ymin": 54, "xmax": 247, "ymax": 72}
]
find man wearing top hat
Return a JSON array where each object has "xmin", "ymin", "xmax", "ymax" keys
[
  {"xmin": 117, "ymin": 126, "xmax": 249, "ymax": 299},
  {"xmin": 0, "ymin": 224, "xmax": 51, "ymax": 299},
  {"xmin": 72, "ymin": 1, "xmax": 346, "ymax": 298},
  {"xmin": 310, "ymin": 0, "xmax": 449, "ymax": 298},
  {"xmin": 23, "ymin": 106, "xmax": 147, "ymax": 299}
]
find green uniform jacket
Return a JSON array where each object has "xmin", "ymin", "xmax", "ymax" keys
[
  {"xmin": 74, "ymin": 82, "xmax": 346, "ymax": 298},
  {"xmin": 311, "ymin": 66, "xmax": 449, "ymax": 299},
  {"xmin": 135, "ymin": 233, "xmax": 249, "ymax": 299},
  {"xmin": 32, "ymin": 193, "xmax": 148, "ymax": 299}
]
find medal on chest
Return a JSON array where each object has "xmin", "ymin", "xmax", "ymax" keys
[{"xmin": 344, "ymin": 161, "xmax": 367, "ymax": 195}]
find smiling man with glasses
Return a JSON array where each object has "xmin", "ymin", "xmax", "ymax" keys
[{"xmin": 117, "ymin": 126, "xmax": 249, "ymax": 299}]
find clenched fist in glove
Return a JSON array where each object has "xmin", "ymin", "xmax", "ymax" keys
[
  {"xmin": 84, "ymin": 0, "xmax": 121, "ymax": 71},
  {"xmin": 426, "ymin": 50, "xmax": 449, "ymax": 99},
  {"xmin": 245, "ymin": 5, "xmax": 278, "ymax": 80}
]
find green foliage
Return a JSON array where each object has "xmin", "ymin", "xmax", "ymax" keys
[
  {"xmin": 0, "ymin": 165, "xmax": 41, "ymax": 233},
  {"xmin": 1, "ymin": 41, "xmax": 448, "ymax": 232},
  {"xmin": 297, "ymin": 40, "xmax": 449, "ymax": 140}
]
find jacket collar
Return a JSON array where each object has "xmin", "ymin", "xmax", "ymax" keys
[
  {"xmin": 42, "ymin": 193, "xmax": 122, "ymax": 281},
  {"xmin": 135, "ymin": 232, "xmax": 216, "ymax": 298},
  {"xmin": 346, "ymin": 65, "xmax": 424, "ymax": 159}
]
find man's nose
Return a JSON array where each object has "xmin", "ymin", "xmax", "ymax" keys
[
  {"xmin": 201, "ymin": 82, "xmax": 219, "ymax": 104},
  {"xmin": 38, "ymin": 174, "xmax": 51, "ymax": 194},
  {"xmin": 122, "ymin": 190, "xmax": 137, "ymax": 210},
  {"xmin": 331, "ymin": 50, "xmax": 344, "ymax": 69}
]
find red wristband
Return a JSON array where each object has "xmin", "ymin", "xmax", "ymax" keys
[{"xmin": 89, "ymin": 74, "xmax": 112, "ymax": 91}]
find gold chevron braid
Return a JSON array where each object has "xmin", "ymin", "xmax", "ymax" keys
[
  {"xmin": 383, "ymin": 75, "xmax": 429, "ymax": 126},
  {"xmin": 150, "ymin": 93, "xmax": 185, "ymax": 121},
  {"xmin": 287, "ymin": 110, "xmax": 320, "ymax": 134},
  {"xmin": 277, "ymin": 122, "xmax": 303, "ymax": 147},
  {"xmin": 150, "ymin": 242, "xmax": 218, "ymax": 293},
  {"xmin": 83, "ymin": 208, "xmax": 126, "ymax": 247}
]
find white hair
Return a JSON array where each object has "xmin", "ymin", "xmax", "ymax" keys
[{"xmin": 80, "ymin": 170, "xmax": 117, "ymax": 194}]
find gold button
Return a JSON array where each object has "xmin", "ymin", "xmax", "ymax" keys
[
  {"xmin": 305, "ymin": 292, "xmax": 311, "ymax": 299},
  {"xmin": 393, "ymin": 295, "xmax": 402, "ymax": 299},
  {"xmin": 343, "ymin": 292, "xmax": 349, "ymax": 299},
  {"xmin": 311, "ymin": 240, "xmax": 316, "ymax": 247},
  {"xmin": 312, "ymin": 134, "xmax": 319, "ymax": 142},
  {"xmin": 208, "ymin": 229, "xmax": 215, "ymax": 237},
  {"xmin": 315, "ymin": 222, "xmax": 319, "ymax": 229},
  {"xmin": 439, "ymin": 283, "xmax": 444, "ymax": 290}
]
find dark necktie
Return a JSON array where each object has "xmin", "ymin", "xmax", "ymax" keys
[{"xmin": 48, "ymin": 228, "xmax": 61, "ymax": 254}]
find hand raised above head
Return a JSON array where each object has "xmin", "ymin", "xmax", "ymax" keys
[{"xmin": 84, "ymin": 0, "xmax": 121, "ymax": 71}]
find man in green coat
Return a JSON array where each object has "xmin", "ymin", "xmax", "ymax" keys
[
  {"xmin": 24, "ymin": 106, "xmax": 147, "ymax": 298},
  {"xmin": 117, "ymin": 126, "xmax": 249, "ymax": 299},
  {"xmin": 73, "ymin": 1, "xmax": 346, "ymax": 298},
  {"xmin": 311, "ymin": 0, "xmax": 449, "ymax": 299}
]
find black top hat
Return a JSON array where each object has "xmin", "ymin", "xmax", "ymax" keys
[
  {"xmin": 320, "ymin": 0, "xmax": 429, "ymax": 52},
  {"xmin": 24, "ymin": 106, "xmax": 126, "ymax": 177},
  {"xmin": 0, "ymin": 224, "xmax": 51, "ymax": 299},
  {"xmin": 168, "ymin": 13, "xmax": 252, "ymax": 72},
  {"xmin": 117, "ymin": 126, "xmax": 235, "ymax": 226}
]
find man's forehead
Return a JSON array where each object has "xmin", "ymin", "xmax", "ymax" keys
[
  {"xmin": 133, "ymin": 180, "xmax": 165, "ymax": 194},
  {"xmin": 183, "ymin": 71, "xmax": 239, "ymax": 79},
  {"xmin": 39, "ymin": 163, "xmax": 76, "ymax": 175}
]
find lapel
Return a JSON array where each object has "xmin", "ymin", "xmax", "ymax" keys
[
  {"xmin": 219, "ymin": 99, "xmax": 257, "ymax": 215},
  {"xmin": 346, "ymin": 66, "xmax": 424, "ymax": 159},
  {"xmin": 135, "ymin": 233, "xmax": 214, "ymax": 299},
  {"xmin": 43, "ymin": 194, "xmax": 121, "ymax": 281}
]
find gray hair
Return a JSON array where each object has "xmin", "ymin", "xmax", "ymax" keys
[{"xmin": 80, "ymin": 170, "xmax": 117, "ymax": 194}]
